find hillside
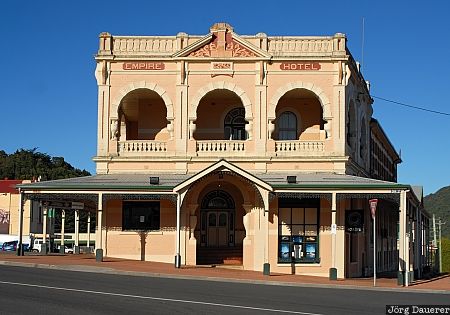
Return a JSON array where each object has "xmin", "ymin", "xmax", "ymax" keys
[{"xmin": 424, "ymin": 186, "xmax": 450, "ymax": 238}]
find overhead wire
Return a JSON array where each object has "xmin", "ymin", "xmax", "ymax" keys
[{"xmin": 372, "ymin": 96, "xmax": 450, "ymax": 117}]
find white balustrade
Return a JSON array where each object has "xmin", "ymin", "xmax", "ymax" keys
[
  {"xmin": 275, "ymin": 141, "xmax": 324, "ymax": 155},
  {"xmin": 112, "ymin": 36, "xmax": 177, "ymax": 55},
  {"xmin": 118, "ymin": 140, "xmax": 167, "ymax": 155},
  {"xmin": 196, "ymin": 140, "xmax": 245, "ymax": 156},
  {"xmin": 268, "ymin": 38, "xmax": 334, "ymax": 56}
]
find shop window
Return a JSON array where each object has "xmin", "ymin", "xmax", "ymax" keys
[
  {"xmin": 277, "ymin": 111, "xmax": 297, "ymax": 140},
  {"xmin": 122, "ymin": 201, "xmax": 160, "ymax": 231},
  {"xmin": 278, "ymin": 198, "xmax": 320, "ymax": 263}
]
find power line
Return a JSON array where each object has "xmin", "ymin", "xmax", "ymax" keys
[{"xmin": 372, "ymin": 96, "xmax": 450, "ymax": 116}]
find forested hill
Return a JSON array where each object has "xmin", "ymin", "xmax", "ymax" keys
[
  {"xmin": 424, "ymin": 185, "xmax": 450, "ymax": 238},
  {"xmin": 0, "ymin": 149, "xmax": 90, "ymax": 180}
]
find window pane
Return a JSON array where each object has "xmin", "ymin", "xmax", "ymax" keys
[
  {"xmin": 305, "ymin": 243, "xmax": 317, "ymax": 259},
  {"xmin": 279, "ymin": 242, "xmax": 291, "ymax": 261},
  {"xmin": 292, "ymin": 208, "xmax": 304, "ymax": 224},
  {"xmin": 122, "ymin": 201, "xmax": 160, "ymax": 231},
  {"xmin": 219, "ymin": 213, "xmax": 227, "ymax": 227},
  {"xmin": 305, "ymin": 208, "xmax": 317, "ymax": 224},
  {"xmin": 278, "ymin": 112, "xmax": 297, "ymax": 140},
  {"xmin": 305, "ymin": 225, "xmax": 317, "ymax": 236},
  {"xmin": 279, "ymin": 208, "xmax": 291, "ymax": 225},
  {"xmin": 291, "ymin": 225, "xmax": 304, "ymax": 236},
  {"xmin": 208, "ymin": 213, "xmax": 216, "ymax": 227}
]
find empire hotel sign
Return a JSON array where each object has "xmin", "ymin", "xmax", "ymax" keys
[{"xmin": 123, "ymin": 62, "xmax": 165, "ymax": 70}]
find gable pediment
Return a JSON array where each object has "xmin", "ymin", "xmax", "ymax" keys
[{"xmin": 173, "ymin": 29, "xmax": 271, "ymax": 59}]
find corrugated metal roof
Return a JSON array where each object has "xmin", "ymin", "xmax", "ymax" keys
[{"xmin": 17, "ymin": 172, "xmax": 408, "ymax": 191}]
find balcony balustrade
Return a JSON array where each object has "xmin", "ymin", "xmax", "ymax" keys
[
  {"xmin": 118, "ymin": 140, "xmax": 167, "ymax": 156},
  {"xmin": 196, "ymin": 140, "xmax": 245, "ymax": 156},
  {"xmin": 274, "ymin": 140, "xmax": 325, "ymax": 156}
]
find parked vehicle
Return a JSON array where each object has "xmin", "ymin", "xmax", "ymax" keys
[
  {"xmin": 1, "ymin": 240, "xmax": 29, "ymax": 252},
  {"xmin": 32, "ymin": 238, "xmax": 50, "ymax": 253},
  {"xmin": 57, "ymin": 245, "xmax": 73, "ymax": 254},
  {"xmin": 0, "ymin": 234, "xmax": 31, "ymax": 251}
]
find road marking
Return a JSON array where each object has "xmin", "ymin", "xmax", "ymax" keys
[{"xmin": 0, "ymin": 280, "xmax": 323, "ymax": 314}]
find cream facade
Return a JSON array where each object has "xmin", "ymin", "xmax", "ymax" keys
[{"xmin": 18, "ymin": 23, "xmax": 430, "ymax": 283}]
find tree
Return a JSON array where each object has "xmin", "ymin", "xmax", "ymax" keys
[{"xmin": 0, "ymin": 148, "xmax": 90, "ymax": 180}]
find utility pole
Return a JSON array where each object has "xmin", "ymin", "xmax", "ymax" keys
[
  {"xmin": 432, "ymin": 215, "xmax": 437, "ymax": 270},
  {"xmin": 436, "ymin": 218, "xmax": 446, "ymax": 274}
]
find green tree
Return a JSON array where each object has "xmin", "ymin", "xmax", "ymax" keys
[{"xmin": 0, "ymin": 148, "xmax": 90, "ymax": 180}]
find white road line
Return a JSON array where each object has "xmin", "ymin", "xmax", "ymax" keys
[{"xmin": 0, "ymin": 280, "xmax": 323, "ymax": 315}]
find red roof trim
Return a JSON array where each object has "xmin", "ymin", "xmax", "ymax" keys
[{"xmin": 0, "ymin": 180, "xmax": 23, "ymax": 194}]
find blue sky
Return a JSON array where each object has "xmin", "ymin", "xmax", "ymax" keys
[{"xmin": 1, "ymin": 1, "xmax": 449, "ymax": 195}]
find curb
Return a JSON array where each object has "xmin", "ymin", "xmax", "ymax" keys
[{"xmin": 1, "ymin": 260, "xmax": 448, "ymax": 294}]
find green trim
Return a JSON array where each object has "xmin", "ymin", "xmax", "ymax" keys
[
  {"xmin": 17, "ymin": 184, "xmax": 175, "ymax": 191},
  {"xmin": 272, "ymin": 183, "xmax": 410, "ymax": 190}
]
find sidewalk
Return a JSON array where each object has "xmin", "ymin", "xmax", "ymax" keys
[{"xmin": 0, "ymin": 252, "xmax": 448, "ymax": 293}]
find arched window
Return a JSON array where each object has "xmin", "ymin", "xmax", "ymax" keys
[
  {"xmin": 278, "ymin": 111, "xmax": 297, "ymax": 140},
  {"xmin": 201, "ymin": 190, "xmax": 235, "ymax": 209},
  {"xmin": 224, "ymin": 108, "xmax": 247, "ymax": 140},
  {"xmin": 360, "ymin": 118, "xmax": 367, "ymax": 159}
]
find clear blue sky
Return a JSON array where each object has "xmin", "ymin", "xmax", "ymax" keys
[{"xmin": 1, "ymin": 1, "xmax": 449, "ymax": 195}]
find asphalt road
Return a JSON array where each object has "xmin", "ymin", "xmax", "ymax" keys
[{"xmin": 0, "ymin": 265, "xmax": 448, "ymax": 315}]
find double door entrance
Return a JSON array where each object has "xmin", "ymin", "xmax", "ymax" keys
[{"xmin": 201, "ymin": 210, "xmax": 234, "ymax": 247}]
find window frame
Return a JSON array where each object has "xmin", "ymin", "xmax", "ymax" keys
[
  {"xmin": 122, "ymin": 201, "xmax": 160, "ymax": 231},
  {"xmin": 277, "ymin": 198, "xmax": 320, "ymax": 263},
  {"xmin": 277, "ymin": 111, "xmax": 298, "ymax": 140},
  {"xmin": 224, "ymin": 107, "xmax": 247, "ymax": 140}
]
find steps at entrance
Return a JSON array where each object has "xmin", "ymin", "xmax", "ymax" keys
[{"xmin": 197, "ymin": 246, "xmax": 243, "ymax": 265}]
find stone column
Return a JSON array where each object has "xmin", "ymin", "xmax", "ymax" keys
[
  {"xmin": 60, "ymin": 210, "xmax": 65, "ymax": 253},
  {"xmin": 87, "ymin": 212, "xmax": 91, "ymax": 249},
  {"xmin": 175, "ymin": 193, "xmax": 181, "ymax": 268},
  {"xmin": 398, "ymin": 190, "xmax": 407, "ymax": 286},
  {"xmin": 261, "ymin": 190, "xmax": 270, "ymax": 276},
  {"xmin": 96, "ymin": 193, "xmax": 103, "ymax": 262},
  {"xmin": 330, "ymin": 192, "xmax": 338, "ymax": 280},
  {"xmin": 74, "ymin": 210, "xmax": 80, "ymax": 254},
  {"xmin": 16, "ymin": 191, "xmax": 24, "ymax": 256},
  {"xmin": 42, "ymin": 207, "xmax": 48, "ymax": 254}
]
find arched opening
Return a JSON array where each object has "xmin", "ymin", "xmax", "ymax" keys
[
  {"xmin": 360, "ymin": 118, "xmax": 367, "ymax": 160},
  {"xmin": 194, "ymin": 89, "xmax": 247, "ymax": 140},
  {"xmin": 272, "ymin": 89, "xmax": 323, "ymax": 141},
  {"xmin": 200, "ymin": 190, "xmax": 235, "ymax": 248},
  {"xmin": 347, "ymin": 101, "xmax": 356, "ymax": 149},
  {"xmin": 195, "ymin": 182, "xmax": 245, "ymax": 265},
  {"xmin": 118, "ymin": 88, "xmax": 168, "ymax": 141}
]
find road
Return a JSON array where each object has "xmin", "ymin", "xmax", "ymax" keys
[{"xmin": 0, "ymin": 265, "xmax": 448, "ymax": 314}]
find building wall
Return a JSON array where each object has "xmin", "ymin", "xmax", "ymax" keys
[
  {"xmin": 1, "ymin": 182, "xmax": 41, "ymax": 237},
  {"xmin": 95, "ymin": 24, "xmax": 376, "ymax": 178}
]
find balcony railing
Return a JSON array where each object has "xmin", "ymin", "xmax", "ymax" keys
[
  {"xmin": 196, "ymin": 140, "xmax": 245, "ymax": 156},
  {"xmin": 118, "ymin": 140, "xmax": 167, "ymax": 156},
  {"xmin": 275, "ymin": 140, "xmax": 325, "ymax": 156}
]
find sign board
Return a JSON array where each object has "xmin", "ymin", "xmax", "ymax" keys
[
  {"xmin": 345, "ymin": 210, "xmax": 364, "ymax": 232},
  {"xmin": 71, "ymin": 202, "xmax": 84, "ymax": 210},
  {"xmin": 280, "ymin": 62, "xmax": 321, "ymax": 71},
  {"xmin": 123, "ymin": 62, "xmax": 165, "ymax": 70},
  {"xmin": 369, "ymin": 199, "xmax": 378, "ymax": 219}
]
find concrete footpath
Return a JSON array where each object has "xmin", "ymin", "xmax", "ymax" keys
[{"xmin": 0, "ymin": 252, "xmax": 449, "ymax": 293}]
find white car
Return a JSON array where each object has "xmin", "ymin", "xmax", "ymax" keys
[{"xmin": 57, "ymin": 245, "xmax": 73, "ymax": 254}]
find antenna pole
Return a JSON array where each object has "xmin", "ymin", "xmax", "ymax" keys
[{"xmin": 362, "ymin": 17, "xmax": 365, "ymax": 71}]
